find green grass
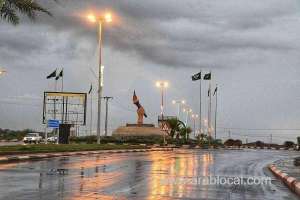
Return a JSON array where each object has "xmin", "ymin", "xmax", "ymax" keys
[{"xmin": 0, "ymin": 144, "xmax": 149, "ymax": 155}]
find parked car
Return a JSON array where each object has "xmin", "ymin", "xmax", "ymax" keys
[
  {"xmin": 47, "ymin": 136, "xmax": 58, "ymax": 143},
  {"xmin": 23, "ymin": 133, "xmax": 42, "ymax": 144}
]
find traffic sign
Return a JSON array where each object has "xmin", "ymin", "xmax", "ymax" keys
[{"xmin": 47, "ymin": 120, "xmax": 60, "ymax": 128}]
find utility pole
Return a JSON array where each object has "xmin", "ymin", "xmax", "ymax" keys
[
  {"xmin": 228, "ymin": 130, "xmax": 231, "ymax": 139},
  {"xmin": 103, "ymin": 96, "xmax": 113, "ymax": 136},
  {"xmin": 270, "ymin": 134, "xmax": 272, "ymax": 144}
]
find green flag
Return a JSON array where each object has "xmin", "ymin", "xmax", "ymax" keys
[
  {"xmin": 46, "ymin": 69, "xmax": 56, "ymax": 79},
  {"xmin": 213, "ymin": 87, "xmax": 218, "ymax": 96},
  {"xmin": 55, "ymin": 69, "xmax": 63, "ymax": 80},
  {"xmin": 88, "ymin": 84, "xmax": 93, "ymax": 94},
  {"xmin": 204, "ymin": 73, "xmax": 211, "ymax": 80},
  {"xmin": 192, "ymin": 72, "xmax": 201, "ymax": 81}
]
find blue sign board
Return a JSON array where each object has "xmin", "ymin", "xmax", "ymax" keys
[{"xmin": 47, "ymin": 120, "xmax": 60, "ymax": 128}]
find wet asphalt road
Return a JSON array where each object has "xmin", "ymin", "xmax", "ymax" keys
[{"xmin": 0, "ymin": 149, "xmax": 299, "ymax": 200}]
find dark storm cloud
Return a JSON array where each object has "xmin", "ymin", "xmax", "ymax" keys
[{"xmin": 22, "ymin": 0, "xmax": 298, "ymax": 69}]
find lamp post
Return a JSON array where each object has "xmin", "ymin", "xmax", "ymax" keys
[
  {"xmin": 191, "ymin": 114, "xmax": 199, "ymax": 138},
  {"xmin": 156, "ymin": 81, "xmax": 168, "ymax": 144},
  {"xmin": 87, "ymin": 12, "xmax": 112, "ymax": 144},
  {"xmin": 183, "ymin": 107, "xmax": 192, "ymax": 126},
  {"xmin": 203, "ymin": 119, "xmax": 208, "ymax": 135},
  {"xmin": 183, "ymin": 107, "xmax": 192, "ymax": 140},
  {"xmin": 156, "ymin": 81, "xmax": 169, "ymax": 119},
  {"xmin": 172, "ymin": 100, "xmax": 185, "ymax": 120}
]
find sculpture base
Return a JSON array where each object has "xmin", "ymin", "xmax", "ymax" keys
[
  {"xmin": 126, "ymin": 123, "xmax": 155, "ymax": 127},
  {"xmin": 112, "ymin": 124, "xmax": 165, "ymax": 137}
]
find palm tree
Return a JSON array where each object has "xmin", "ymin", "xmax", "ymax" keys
[
  {"xmin": 179, "ymin": 127, "xmax": 192, "ymax": 141},
  {"xmin": 166, "ymin": 118, "xmax": 186, "ymax": 140},
  {"xmin": 0, "ymin": 0, "xmax": 53, "ymax": 25},
  {"xmin": 166, "ymin": 118, "xmax": 180, "ymax": 138}
]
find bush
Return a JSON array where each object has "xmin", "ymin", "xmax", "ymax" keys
[
  {"xmin": 284, "ymin": 141, "xmax": 294, "ymax": 148},
  {"xmin": 0, "ymin": 128, "xmax": 35, "ymax": 141},
  {"xmin": 224, "ymin": 139, "xmax": 242, "ymax": 147},
  {"xmin": 69, "ymin": 135, "xmax": 166, "ymax": 145},
  {"xmin": 255, "ymin": 141, "xmax": 264, "ymax": 147}
]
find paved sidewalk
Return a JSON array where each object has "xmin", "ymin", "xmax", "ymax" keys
[{"xmin": 0, "ymin": 147, "xmax": 174, "ymax": 163}]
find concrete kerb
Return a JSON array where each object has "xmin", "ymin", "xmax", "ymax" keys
[{"xmin": 268, "ymin": 164, "xmax": 300, "ymax": 195}]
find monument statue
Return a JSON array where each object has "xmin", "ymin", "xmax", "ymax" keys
[
  {"xmin": 133, "ymin": 90, "xmax": 147, "ymax": 125},
  {"xmin": 112, "ymin": 90, "xmax": 165, "ymax": 138}
]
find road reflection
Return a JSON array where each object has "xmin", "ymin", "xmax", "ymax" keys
[
  {"xmin": 1, "ymin": 150, "xmax": 298, "ymax": 200},
  {"xmin": 147, "ymin": 151, "xmax": 214, "ymax": 199},
  {"xmin": 64, "ymin": 151, "xmax": 214, "ymax": 199}
]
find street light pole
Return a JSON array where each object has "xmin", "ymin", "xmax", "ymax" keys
[
  {"xmin": 192, "ymin": 114, "xmax": 198, "ymax": 138},
  {"xmin": 172, "ymin": 100, "xmax": 185, "ymax": 120},
  {"xmin": 103, "ymin": 96, "xmax": 113, "ymax": 136},
  {"xmin": 87, "ymin": 12, "xmax": 112, "ymax": 144},
  {"xmin": 161, "ymin": 86, "xmax": 164, "ymax": 119},
  {"xmin": 156, "ymin": 81, "xmax": 169, "ymax": 145},
  {"xmin": 96, "ymin": 21, "xmax": 103, "ymax": 144}
]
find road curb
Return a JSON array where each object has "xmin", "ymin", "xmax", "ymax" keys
[
  {"xmin": 0, "ymin": 147, "xmax": 173, "ymax": 164},
  {"xmin": 268, "ymin": 164, "xmax": 300, "ymax": 195}
]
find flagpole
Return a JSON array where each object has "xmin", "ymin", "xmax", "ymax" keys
[
  {"xmin": 209, "ymin": 71, "xmax": 212, "ymax": 138},
  {"xmin": 61, "ymin": 68, "xmax": 64, "ymax": 92},
  {"xmin": 60, "ymin": 68, "xmax": 64, "ymax": 125},
  {"xmin": 199, "ymin": 71, "xmax": 202, "ymax": 137},
  {"xmin": 208, "ymin": 82, "xmax": 211, "ymax": 137},
  {"xmin": 54, "ymin": 77, "xmax": 57, "ymax": 120},
  {"xmin": 90, "ymin": 85, "xmax": 93, "ymax": 136},
  {"xmin": 214, "ymin": 84, "xmax": 218, "ymax": 139},
  {"xmin": 54, "ymin": 80, "xmax": 57, "ymax": 92}
]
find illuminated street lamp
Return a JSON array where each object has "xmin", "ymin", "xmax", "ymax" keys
[
  {"xmin": 203, "ymin": 118, "xmax": 209, "ymax": 136},
  {"xmin": 156, "ymin": 81, "xmax": 168, "ymax": 145},
  {"xmin": 183, "ymin": 107, "xmax": 192, "ymax": 126},
  {"xmin": 156, "ymin": 81, "xmax": 169, "ymax": 119},
  {"xmin": 172, "ymin": 99, "xmax": 185, "ymax": 120},
  {"xmin": 191, "ymin": 114, "xmax": 199, "ymax": 138},
  {"xmin": 87, "ymin": 12, "xmax": 112, "ymax": 144}
]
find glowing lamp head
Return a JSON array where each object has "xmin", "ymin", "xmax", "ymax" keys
[
  {"xmin": 156, "ymin": 82, "xmax": 161, "ymax": 88},
  {"xmin": 156, "ymin": 81, "xmax": 168, "ymax": 88},
  {"xmin": 181, "ymin": 100, "xmax": 185, "ymax": 104},
  {"xmin": 104, "ymin": 13, "xmax": 112, "ymax": 23},
  {"xmin": 87, "ymin": 14, "xmax": 97, "ymax": 23},
  {"xmin": 164, "ymin": 81, "xmax": 169, "ymax": 88},
  {"xmin": 172, "ymin": 100, "xmax": 176, "ymax": 104}
]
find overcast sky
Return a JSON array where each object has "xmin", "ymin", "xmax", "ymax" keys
[{"xmin": 1, "ymin": 0, "xmax": 300, "ymax": 143}]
